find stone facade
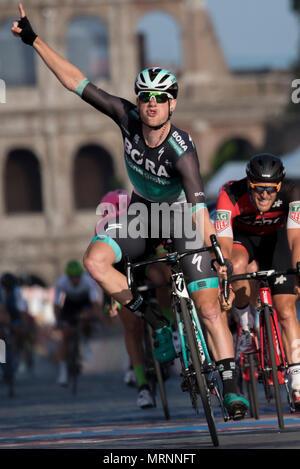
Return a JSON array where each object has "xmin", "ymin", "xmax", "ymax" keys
[{"xmin": 0, "ymin": 0, "xmax": 295, "ymax": 284}]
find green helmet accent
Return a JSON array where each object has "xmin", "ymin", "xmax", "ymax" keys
[
  {"xmin": 65, "ymin": 260, "xmax": 84, "ymax": 277},
  {"xmin": 135, "ymin": 67, "xmax": 178, "ymax": 98}
]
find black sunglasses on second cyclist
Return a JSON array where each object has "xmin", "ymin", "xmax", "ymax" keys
[{"xmin": 137, "ymin": 91, "xmax": 174, "ymax": 103}]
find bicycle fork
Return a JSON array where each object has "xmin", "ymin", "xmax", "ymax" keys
[{"xmin": 259, "ymin": 288, "xmax": 295, "ymax": 412}]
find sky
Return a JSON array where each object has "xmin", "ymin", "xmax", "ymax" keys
[
  {"xmin": 205, "ymin": 0, "xmax": 299, "ymax": 69},
  {"xmin": 138, "ymin": 0, "xmax": 300, "ymax": 70}
]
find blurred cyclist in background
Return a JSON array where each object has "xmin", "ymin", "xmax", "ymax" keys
[
  {"xmin": 0, "ymin": 273, "xmax": 28, "ymax": 359},
  {"xmin": 54, "ymin": 260, "xmax": 102, "ymax": 386}
]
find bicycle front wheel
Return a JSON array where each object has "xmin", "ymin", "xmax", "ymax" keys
[
  {"xmin": 68, "ymin": 334, "xmax": 80, "ymax": 396},
  {"xmin": 246, "ymin": 353, "xmax": 259, "ymax": 420},
  {"xmin": 263, "ymin": 306, "xmax": 284, "ymax": 429},
  {"xmin": 146, "ymin": 323, "xmax": 170, "ymax": 420},
  {"xmin": 180, "ymin": 297, "xmax": 219, "ymax": 447}
]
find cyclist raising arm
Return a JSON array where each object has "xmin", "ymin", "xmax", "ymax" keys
[{"xmin": 12, "ymin": 4, "xmax": 249, "ymax": 419}]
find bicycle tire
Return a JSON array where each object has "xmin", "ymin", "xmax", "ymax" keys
[
  {"xmin": 180, "ymin": 297, "xmax": 219, "ymax": 447},
  {"xmin": 146, "ymin": 323, "xmax": 170, "ymax": 420},
  {"xmin": 68, "ymin": 332, "xmax": 80, "ymax": 396},
  {"xmin": 263, "ymin": 306, "xmax": 284, "ymax": 429},
  {"xmin": 246, "ymin": 353, "xmax": 259, "ymax": 420},
  {"xmin": 3, "ymin": 341, "xmax": 15, "ymax": 398}
]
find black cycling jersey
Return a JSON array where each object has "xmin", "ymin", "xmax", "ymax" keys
[
  {"xmin": 77, "ymin": 80, "xmax": 218, "ymax": 294},
  {"xmin": 79, "ymin": 82, "xmax": 206, "ymax": 206}
]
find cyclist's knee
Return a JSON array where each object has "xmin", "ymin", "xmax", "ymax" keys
[
  {"xmin": 83, "ymin": 249, "xmax": 112, "ymax": 281},
  {"xmin": 200, "ymin": 306, "xmax": 220, "ymax": 324},
  {"xmin": 193, "ymin": 295, "xmax": 220, "ymax": 324},
  {"xmin": 273, "ymin": 295, "xmax": 297, "ymax": 322},
  {"xmin": 232, "ymin": 255, "xmax": 248, "ymax": 274}
]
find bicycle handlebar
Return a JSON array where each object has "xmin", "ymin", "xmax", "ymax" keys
[
  {"xmin": 229, "ymin": 262, "xmax": 300, "ymax": 284},
  {"xmin": 126, "ymin": 234, "xmax": 227, "ymax": 292}
]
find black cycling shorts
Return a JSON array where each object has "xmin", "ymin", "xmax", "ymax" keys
[
  {"xmin": 60, "ymin": 295, "xmax": 92, "ymax": 325},
  {"xmin": 92, "ymin": 193, "xmax": 218, "ymax": 294},
  {"xmin": 233, "ymin": 227, "xmax": 295, "ymax": 295}
]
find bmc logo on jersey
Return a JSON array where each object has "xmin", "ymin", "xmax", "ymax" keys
[
  {"xmin": 215, "ymin": 211, "xmax": 230, "ymax": 232},
  {"xmin": 290, "ymin": 204, "xmax": 300, "ymax": 224}
]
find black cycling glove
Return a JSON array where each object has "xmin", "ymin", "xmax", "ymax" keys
[{"xmin": 18, "ymin": 16, "xmax": 37, "ymax": 45}]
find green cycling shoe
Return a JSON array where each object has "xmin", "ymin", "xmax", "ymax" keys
[
  {"xmin": 223, "ymin": 393, "xmax": 249, "ymax": 420},
  {"xmin": 153, "ymin": 326, "xmax": 177, "ymax": 363}
]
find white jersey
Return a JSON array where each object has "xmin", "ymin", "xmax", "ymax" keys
[{"xmin": 54, "ymin": 273, "xmax": 102, "ymax": 306}]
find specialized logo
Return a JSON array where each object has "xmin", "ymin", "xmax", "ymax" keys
[
  {"xmin": 158, "ymin": 147, "xmax": 165, "ymax": 161},
  {"xmin": 192, "ymin": 254, "xmax": 202, "ymax": 272},
  {"xmin": 124, "ymin": 137, "xmax": 170, "ymax": 178},
  {"xmin": 175, "ymin": 276, "xmax": 184, "ymax": 292},
  {"xmin": 215, "ymin": 210, "xmax": 230, "ymax": 232},
  {"xmin": 290, "ymin": 203, "xmax": 300, "ymax": 224}
]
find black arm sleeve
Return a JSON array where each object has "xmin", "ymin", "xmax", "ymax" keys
[
  {"xmin": 175, "ymin": 152, "xmax": 206, "ymax": 206},
  {"xmin": 81, "ymin": 82, "xmax": 134, "ymax": 125}
]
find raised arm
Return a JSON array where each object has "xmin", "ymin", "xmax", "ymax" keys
[
  {"xmin": 11, "ymin": 3, "xmax": 132, "ymax": 122},
  {"xmin": 11, "ymin": 3, "xmax": 85, "ymax": 91}
]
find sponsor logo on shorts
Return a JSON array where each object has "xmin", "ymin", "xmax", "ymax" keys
[
  {"xmin": 215, "ymin": 210, "xmax": 230, "ymax": 232},
  {"xmin": 274, "ymin": 275, "xmax": 287, "ymax": 285}
]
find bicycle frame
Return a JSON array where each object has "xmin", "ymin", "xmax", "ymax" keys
[
  {"xmin": 258, "ymin": 283, "xmax": 287, "ymax": 387},
  {"xmin": 125, "ymin": 234, "xmax": 230, "ymax": 424},
  {"xmin": 229, "ymin": 265, "xmax": 300, "ymax": 424}
]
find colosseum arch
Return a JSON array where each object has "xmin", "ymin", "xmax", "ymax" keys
[
  {"xmin": 67, "ymin": 16, "xmax": 110, "ymax": 81},
  {"xmin": 136, "ymin": 10, "xmax": 183, "ymax": 73},
  {"xmin": 4, "ymin": 148, "xmax": 43, "ymax": 214},
  {"xmin": 73, "ymin": 144, "xmax": 119, "ymax": 210},
  {"xmin": 211, "ymin": 137, "xmax": 256, "ymax": 173},
  {"xmin": 0, "ymin": 18, "xmax": 36, "ymax": 86}
]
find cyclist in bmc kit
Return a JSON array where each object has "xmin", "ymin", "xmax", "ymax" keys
[
  {"xmin": 54, "ymin": 261, "xmax": 102, "ymax": 386},
  {"xmin": 12, "ymin": 4, "xmax": 249, "ymax": 418},
  {"xmin": 215, "ymin": 154, "xmax": 300, "ymax": 408}
]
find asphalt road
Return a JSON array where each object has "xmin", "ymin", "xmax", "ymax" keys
[{"xmin": 1, "ymin": 328, "xmax": 300, "ymax": 455}]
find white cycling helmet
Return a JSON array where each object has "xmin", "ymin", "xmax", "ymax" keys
[{"xmin": 134, "ymin": 67, "xmax": 178, "ymax": 99}]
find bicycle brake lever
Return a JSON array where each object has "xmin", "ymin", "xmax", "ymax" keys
[
  {"xmin": 210, "ymin": 234, "xmax": 225, "ymax": 266},
  {"xmin": 210, "ymin": 235, "xmax": 229, "ymax": 303}
]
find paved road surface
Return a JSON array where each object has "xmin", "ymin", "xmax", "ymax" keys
[{"xmin": 0, "ymin": 329, "xmax": 300, "ymax": 452}]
